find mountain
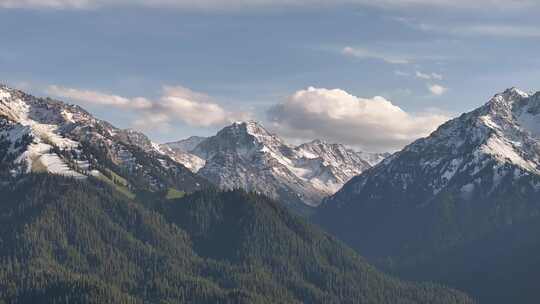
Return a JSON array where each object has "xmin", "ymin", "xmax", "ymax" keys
[
  {"xmin": 162, "ymin": 121, "xmax": 387, "ymax": 211},
  {"xmin": 0, "ymin": 84, "xmax": 209, "ymax": 193},
  {"xmin": 164, "ymin": 136, "xmax": 207, "ymax": 152},
  {"xmin": 315, "ymin": 88, "xmax": 540, "ymax": 303},
  {"xmin": 160, "ymin": 136, "xmax": 208, "ymax": 172},
  {"xmin": 0, "ymin": 174, "xmax": 473, "ymax": 304}
]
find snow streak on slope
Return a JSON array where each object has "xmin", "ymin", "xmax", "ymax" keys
[{"xmin": 0, "ymin": 87, "xmax": 84, "ymax": 178}]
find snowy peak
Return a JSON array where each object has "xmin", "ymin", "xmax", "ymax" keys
[
  {"xmin": 296, "ymin": 139, "xmax": 387, "ymax": 167},
  {"xmin": 160, "ymin": 120, "xmax": 387, "ymax": 208},
  {"xmin": 191, "ymin": 120, "xmax": 288, "ymax": 161},
  {"xmin": 0, "ymin": 84, "xmax": 205, "ymax": 192},
  {"xmin": 330, "ymin": 87, "xmax": 540, "ymax": 209},
  {"xmin": 317, "ymin": 89, "xmax": 540, "ymax": 278},
  {"xmin": 163, "ymin": 136, "xmax": 206, "ymax": 153}
]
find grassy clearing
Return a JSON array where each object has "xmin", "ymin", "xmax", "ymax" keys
[
  {"xmin": 96, "ymin": 171, "xmax": 136, "ymax": 199},
  {"xmin": 166, "ymin": 188, "xmax": 185, "ymax": 200}
]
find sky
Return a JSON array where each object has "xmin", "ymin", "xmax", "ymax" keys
[{"xmin": 1, "ymin": 0, "xmax": 540, "ymax": 152}]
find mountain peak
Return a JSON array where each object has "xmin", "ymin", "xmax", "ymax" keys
[
  {"xmin": 173, "ymin": 119, "xmax": 384, "ymax": 209},
  {"xmin": 488, "ymin": 87, "xmax": 530, "ymax": 107},
  {"xmin": 504, "ymin": 87, "xmax": 529, "ymax": 98},
  {"xmin": 228, "ymin": 120, "xmax": 273, "ymax": 136},
  {"xmin": 0, "ymin": 86, "xmax": 206, "ymax": 192}
]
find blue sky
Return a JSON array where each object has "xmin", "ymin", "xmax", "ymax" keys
[{"xmin": 1, "ymin": 0, "xmax": 540, "ymax": 152}]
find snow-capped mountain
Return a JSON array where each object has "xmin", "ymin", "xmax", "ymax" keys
[
  {"xmin": 162, "ymin": 121, "xmax": 387, "ymax": 209},
  {"xmin": 160, "ymin": 136, "xmax": 207, "ymax": 172},
  {"xmin": 328, "ymin": 88, "xmax": 540, "ymax": 207},
  {"xmin": 316, "ymin": 87, "xmax": 540, "ymax": 262},
  {"xmin": 0, "ymin": 84, "xmax": 207, "ymax": 192},
  {"xmin": 164, "ymin": 136, "xmax": 207, "ymax": 153}
]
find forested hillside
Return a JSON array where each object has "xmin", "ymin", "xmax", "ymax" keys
[{"xmin": 0, "ymin": 174, "xmax": 473, "ymax": 304}]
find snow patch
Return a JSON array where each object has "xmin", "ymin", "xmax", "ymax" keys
[
  {"xmin": 481, "ymin": 136, "xmax": 539, "ymax": 174},
  {"xmin": 39, "ymin": 153, "xmax": 86, "ymax": 179},
  {"xmin": 0, "ymin": 89, "xmax": 11, "ymax": 100}
]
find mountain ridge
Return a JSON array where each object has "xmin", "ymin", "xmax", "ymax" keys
[
  {"xmin": 162, "ymin": 120, "xmax": 388, "ymax": 209},
  {"xmin": 315, "ymin": 87, "xmax": 540, "ymax": 303},
  {"xmin": 0, "ymin": 84, "xmax": 208, "ymax": 193}
]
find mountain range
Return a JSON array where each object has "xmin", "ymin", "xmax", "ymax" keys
[
  {"xmin": 0, "ymin": 84, "xmax": 385, "ymax": 212},
  {"xmin": 0, "ymin": 84, "xmax": 473, "ymax": 303},
  {"xmin": 161, "ymin": 121, "xmax": 387, "ymax": 211},
  {"xmin": 5, "ymin": 83, "xmax": 540, "ymax": 302},
  {"xmin": 0, "ymin": 84, "xmax": 208, "ymax": 195},
  {"xmin": 315, "ymin": 88, "xmax": 540, "ymax": 303}
]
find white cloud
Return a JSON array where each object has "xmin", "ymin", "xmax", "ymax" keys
[
  {"xmin": 46, "ymin": 85, "xmax": 249, "ymax": 129},
  {"xmin": 416, "ymin": 71, "xmax": 443, "ymax": 80},
  {"xmin": 342, "ymin": 46, "xmax": 410, "ymax": 65},
  {"xmin": 267, "ymin": 86, "xmax": 450, "ymax": 152},
  {"xmin": 1, "ymin": 0, "xmax": 537, "ymax": 10},
  {"xmin": 158, "ymin": 85, "xmax": 237, "ymax": 127},
  {"xmin": 0, "ymin": 0, "xmax": 92, "ymax": 9},
  {"xmin": 398, "ymin": 18, "xmax": 540, "ymax": 39},
  {"xmin": 428, "ymin": 84, "xmax": 448, "ymax": 95},
  {"xmin": 464, "ymin": 25, "xmax": 540, "ymax": 38},
  {"xmin": 47, "ymin": 85, "xmax": 153, "ymax": 109},
  {"xmin": 394, "ymin": 70, "xmax": 411, "ymax": 77}
]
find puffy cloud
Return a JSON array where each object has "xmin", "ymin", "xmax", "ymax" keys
[
  {"xmin": 157, "ymin": 85, "xmax": 238, "ymax": 127},
  {"xmin": 1, "ymin": 0, "xmax": 536, "ymax": 10},
  {"xmin": 46, "ymin": 85, "xmax": 249, "ymax": 129},
  {"xmin": 428, "ymin": 84, "xmax": 448, "ymax": 96},
  {"xmin": 267, "ymin": 87, "xmax": 450, "ymax": 152},
  {"xmin": 342, "ymin": 46, "xmax": 410, "ymax": 65}
]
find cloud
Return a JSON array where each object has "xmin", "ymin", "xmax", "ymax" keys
[
  {"xmin": 342, "ymin": 46, "xmax": 410, "ymax": 65},
  {"xmin": 464, "ymin": 25, "xmax": 540, "ymax": 38},
  {"xmin": 1, "ymin": 0, "xmax": 537, "ymax": 10},
  {"xmin": 46, "ymin": 85, "xmax": 249, "ymax": 129},
  {"xmin": 416, "ymin": 71, "xmax": 443, "ymax": 80},
  {"xmin": 0, "ymin": 0, "xmax": 92, "ymax": 9},
  {"xmin": 47, "ymin": 85, "xmax": 153, "ymax": 109},
  {"xmin": 394, "ymin": 70, "xmax": 411, "ymax": 77},
  {"xmin": 158, "ymin": 85, "xmax": 236, "ymax": 127},
  {"xmin": 267, "ymin": 86, "xmax": 449, "ymax": 152},
  {"xmin": 428, "ymin": 84, "xmax": 448, "ymax": 96},
  {"xmin": 398, "ymin": 18, "xmax": 540, "ymax": 39}
]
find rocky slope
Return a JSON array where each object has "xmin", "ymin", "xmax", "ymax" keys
[{"xmin": 0, "ymin": 84, "xmax": 208, "ymax": 193}]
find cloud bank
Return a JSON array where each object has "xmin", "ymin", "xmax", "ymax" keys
[
  {"xmin": 267, "ymin": 87, "xmax": 450, "ymax": 152},
  {"xmin": 1, "ymin": 0, "xmax": 536, "ymax": 10},
  {"xmin": 46, "ymin": 85, "xmax": 249, "ymax": 131}
]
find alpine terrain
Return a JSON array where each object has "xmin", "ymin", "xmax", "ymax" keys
[
  {"xmin": 162, "ymin": 121, "xmax": 387, "ymax": 211},
  {"xmin": 0, "ymin": 84, "xmax": 209, "ymax": 195},
  {"xmin": 0, "ymin": 85, "xmax": 474, "ymax": 304},
  {"xmin": 315, "ymin": 88, "xmax": 540, "ymax": 303}
]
